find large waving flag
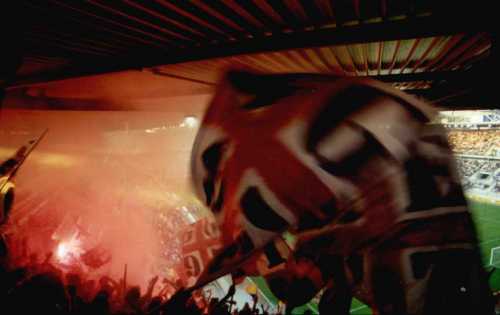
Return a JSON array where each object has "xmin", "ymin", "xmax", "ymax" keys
[{"xmin": 190, "ymin": 69, "xmax": 493, "ymax": 314}]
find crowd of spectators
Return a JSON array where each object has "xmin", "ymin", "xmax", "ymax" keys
[
  {"xmin": 447, "ymin": 130, "xmax": 500, "ymax": 157},
  {"xmin": 455, "ymin": 158, "xmax": 499, "ymax": 192},
  {"xmin": 446, "ymin": 129, "xmax": 499, "ymax": 193},
  {"xmin": 0, "ymin": 237, "xmax": 280, "ymax": 315},
  {"xmin": 455, "ymin": 159, "xmax": 499, "ymax": 178}
]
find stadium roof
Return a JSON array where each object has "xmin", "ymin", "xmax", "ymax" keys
[{"xmin": 2, "ymin": 1, "xmax": 499, "ymax": 108}]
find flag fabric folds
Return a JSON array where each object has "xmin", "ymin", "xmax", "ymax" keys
[{"xmin": 189, "ymin": 70, "xmax": 493, "ymax": 314}]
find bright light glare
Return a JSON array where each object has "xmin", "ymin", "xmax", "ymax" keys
[
  {"xmin": 56, "ymin": 233, "xmax": 83, "ymax": 264},
  {"xmin": 181, "ymin": 116, "xmax": 198, "ymax": 128},
  {"xmin": 57, "ymin": 243, "xmax": 69, "ymax": 259}
]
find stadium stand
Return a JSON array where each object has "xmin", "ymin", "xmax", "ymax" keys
[
  {"xmin": 447, "ymin": 128, "xmax": 500, "ymax": 199},
  {"xmin": 447, "ymin": 130, "xmax": 500, "ymax": 157}
]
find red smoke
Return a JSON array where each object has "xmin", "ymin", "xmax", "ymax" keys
[{"xmin": 0, "ymin": 108, "xmax": 205, "ymax": 290}]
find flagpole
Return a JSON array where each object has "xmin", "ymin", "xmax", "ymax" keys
[{"xmin": 123, "ymin": 263, "xmax": 127, "ymax": 301}]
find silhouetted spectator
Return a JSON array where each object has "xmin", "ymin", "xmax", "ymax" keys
[
  {"xmin": 124, "ymin": 286, "xmax": 142, "ymax": 314},
  {"xmin": 147, "ymin": 296, "xmax": 162, "ymax": 315},
  {"xmin": 90, "ymin": 289, "xmax": 111, "ymax": 315}
]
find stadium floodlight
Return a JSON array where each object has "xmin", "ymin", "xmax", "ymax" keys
[
  {"xmin": 181, "ymin": 116, "xmax": 198, "ymax": 128},
  {"xmin": 489, "ymin": 246, "xmax": 500, "ymax": 267}
]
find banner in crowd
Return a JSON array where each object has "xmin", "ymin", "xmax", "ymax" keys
[
  {"xmin": 181, "ymin": 215, "xmax": 294, "ymax": 286},
  {"xmin": 182, "ymin": 216, "xmax": 222, "ymax": 284}
]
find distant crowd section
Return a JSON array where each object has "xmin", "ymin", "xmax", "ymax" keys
[
  {"xmin": 445, "ymin": 129, "xmax": 500, "ymax": 196},
  {"xmin": 455, "ymin": 158, "xmax": 500, "ymax": 193},
  {"xmin": 447, "ymin": 130, "xmax": 500, "ymax": 157}
]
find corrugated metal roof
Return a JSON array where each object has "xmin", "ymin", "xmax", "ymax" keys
[
  {"xmin": 5, "ymin": 0, "xmax": 495, "ymax": 100},
  {"xmin": 150, "ymin": 34, "xmax": 490, "ymax": 87}
]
